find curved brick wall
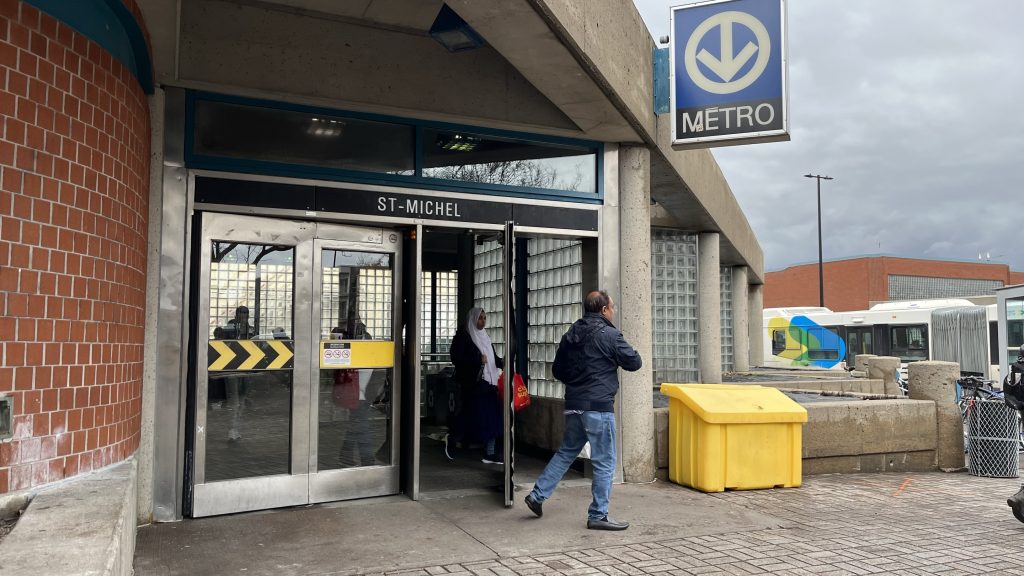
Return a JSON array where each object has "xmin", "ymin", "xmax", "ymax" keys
[{"xmin": 0, "ymin": 0, "xmax": 149, "ymax": 492}]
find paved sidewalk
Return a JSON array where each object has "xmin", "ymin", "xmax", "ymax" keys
[{"xmin": 135, "ymin": 472, "xmax": 1024, "ymax": 576}]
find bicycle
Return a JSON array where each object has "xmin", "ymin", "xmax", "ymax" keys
[
  {"xmin": 956, "ymin": 376, "xmax": 1024, "ymax": 454},
  {"xmin": 957, "ymin": 376, "xmax": 1024, "ymax": 455}
]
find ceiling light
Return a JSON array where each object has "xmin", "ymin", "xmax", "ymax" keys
[
  {"xmin": 436, "ymin": 133, "xmax": 480, "ymax": 152},
  {"xmin": 429, "ymin": 5, "xmax": 485, "ymax": 53},
  {"xmin": 308, "ymin": 117, "xmax": 345, "ymax": 138}
]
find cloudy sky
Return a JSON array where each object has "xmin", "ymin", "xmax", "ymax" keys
[{"xmin": 633, "ymin": 0, "xmax": 1024, "ymax": 272}]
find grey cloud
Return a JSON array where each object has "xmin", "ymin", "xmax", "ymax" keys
[{"xmin": 635, "ymin": 0, "xmax": 1024, "ymax": 271}]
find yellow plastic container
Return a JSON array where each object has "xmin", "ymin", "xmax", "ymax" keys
[{"xmin": 660, "ymin": 383, "xmax": 808, "ymax": 493}]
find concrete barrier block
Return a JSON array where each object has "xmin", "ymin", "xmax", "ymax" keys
[
  {"xmin": 802, "ymin": 400, "xmax": 937, "ymax": 458},
  {"xmin": 0, "ymin": 460, "xmax": 137, "ymax": 576},
  {"xmin": 908, "ymin": 361, "xmax": 964, "ymax": 471},
  {"xmin": 867, "ymin": 356, "xmax": 902, "ymax": 396},
  {"xmin": 654, "ymin": 408, "xmax": 669, "ymax": 469},
  {"xmin": 855, "ymin": 354, "xmax": 877, "ymax": 372},
  {"xmin": 804, "ymin": 451, "xmax": 937, "ymax": 475}
]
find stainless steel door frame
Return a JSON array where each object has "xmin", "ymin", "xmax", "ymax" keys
[
  {"xmin": 407, "ymin": 225, "xmax": 423, "ymax": 501},
  {"xmin": 192, "ymin": 213, "xmax": 315, "ymax": 517},
  {"xmin": 502, "ymin": 221, "xmax": 515, "ymax": 508},
  {"xmin": 307, "ymin": 232, "xmax": 402, "ymax": 503},
  {"xmin": 191, "ymin": 213, "xmax": 404, "ymax": 517}
]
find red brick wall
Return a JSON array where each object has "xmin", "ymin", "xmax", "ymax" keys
[
  {"xmin": 766, "ymin": 257, "xmax": 1024, "ymax": 312},
  {"xmin": 0, "ymin": 0, "xmax": 149, "ymax": 493}
]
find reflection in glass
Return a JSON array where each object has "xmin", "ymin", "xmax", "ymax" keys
[
  {"xmin": 206, "ymin": 372, "xmax": 293, "ymax": 481},
  {"xmin": 422, "ymin": 129, "xmax": 597, "ymax": 193},
  {"xmin": 205, "ymin": 242, "xmax": 294, "ymax": 481},
  {"xmin": 1010, "ymin": 299, "xmax": 1024, "ymax": 349},
  {"xmin": 320, "ymin": 250, "xmax": 392, "ymax": 340},
  {"xmin": 318, "ymin": 368, "xmax": 392, "ymax": 470},
  {"xmin": 194, "ymin": 99, "xmax": 415, "ymax": 175},
  {"xmin": 318, "ymin": 249, "xmax": 394, "ymax": 470},
  {"xmin": 890, "ymin": 324, "xmax": 929, "ymax": 362}
]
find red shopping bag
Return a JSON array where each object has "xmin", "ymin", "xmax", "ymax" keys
[
  {"xmin": 332, "ymin": 369, "xmax": 360, "ymax": 409},
  {"xmin": 497, "ymin": 372, "xmax": 531, "ymax": 413}
]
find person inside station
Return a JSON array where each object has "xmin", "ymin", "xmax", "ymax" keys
[
  {"xmin": 331, "ymin": 319, "xmax": 378, "ymax": 467},
  {"xmin": 213, "ymin": 305, "xmax": 254, "ymax": 441},
  {"xmin": 447, "ymin": 307, "xmax": 504, "ymax": 465},
  {"xmin": 214, "ymin": 305, "xmax": 254, "ymax": 340}
]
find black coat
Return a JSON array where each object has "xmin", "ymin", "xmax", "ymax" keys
[
  {"xmin": 552, "ymin": 313, "xmax": 642, "ymax": 412},
  {"xmin": 450, "ymin": 328, "xmax": 503, "ymax": 388}
]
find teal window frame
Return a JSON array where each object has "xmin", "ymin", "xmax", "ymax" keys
[{"xmin": 185, "ymin": 91, "xmax": 603, "ymax": 204}]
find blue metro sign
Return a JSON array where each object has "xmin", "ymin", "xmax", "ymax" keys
[{"xmin": 670, "ymin": 0, "xmax": 789, "ymax": 148}]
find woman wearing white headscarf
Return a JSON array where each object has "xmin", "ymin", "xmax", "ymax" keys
[{"xmin": 448, "ymin": 307, "xmax": 504, "ymax": 464}]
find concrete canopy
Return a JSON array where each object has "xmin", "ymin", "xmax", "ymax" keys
[{"xmin": 135, "ymin": 0, "xmax": 762, "ymax": 279}]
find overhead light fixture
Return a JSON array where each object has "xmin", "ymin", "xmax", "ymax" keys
[
  {"xmin": 429, "ymin": 5, "xmax": 485, "ymax": 53},
  {"xmin": 308, "ymin": 117, "xmax": 345, "ymax": 138},
  {"xmin": 436, "ymin": 133, "xmax": 480, "ymax": 152}
]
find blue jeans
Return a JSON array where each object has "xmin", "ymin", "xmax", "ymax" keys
[{"xmin": 529, "ymin": 411, "xmax": 616, "ymax": 520}]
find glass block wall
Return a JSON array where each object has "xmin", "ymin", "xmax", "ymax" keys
[
  {"xmin": 720, "ymin": 267, "xmax": 734, "ymax": 373},
  {"xmin": 888, "ymin": 275, "xmax": 1003, "ymax": 301},
  {"xmin": 473, "ymin": 240, "xmax": 504, "ymax": 350},
  {"xmin": 421, "ymin": 271, "xmax": 459, "ymax": 354},
  {"xmin": 651, "ymin": 229, "xmax": 699, "ymax": 383},
  {"xmin": 527, "ymin": 239, "xmax": 582, "ymax": 399}
]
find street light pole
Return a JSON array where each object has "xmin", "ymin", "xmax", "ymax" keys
[{"xmin": 804, "ymin": 174, "xmax": 833, "ymax": 308}]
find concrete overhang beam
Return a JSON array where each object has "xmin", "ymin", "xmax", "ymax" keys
[
  {"xmin": 651, "ymin": 115, "xmax": 764, "ymax": 283},
  {"xmin": 447, "ymin": 0, "xmax": 640, "ymax": 143}
]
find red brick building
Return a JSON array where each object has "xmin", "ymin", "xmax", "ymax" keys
[
  {"xmin": 765, "ymin": 256, "xmax": 1024, "ymax": 312},
  {"xmin": 0, "ymin": 0, "xmax": 151, "ymax": 493}
]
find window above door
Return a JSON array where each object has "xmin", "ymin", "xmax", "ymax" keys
[{"xmin": 186, "ymin": 91, "xmax": 603, "ymax": 203}]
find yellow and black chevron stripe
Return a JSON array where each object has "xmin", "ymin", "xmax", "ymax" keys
[{"xmin": 208, "ymin": 340, "xmax": 294, "ymax": 371}]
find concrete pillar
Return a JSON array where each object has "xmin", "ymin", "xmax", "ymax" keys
[
  {"xmin": 748, "ymin": 283, "xmax": 763, "ymax": 368},
  {"xmin": 854, "ymin": 354, "xmax": 876, "ymax": 373},
  {"xmin": 731, "ymin": 267, "xmax": 750, "ymax": 372},
  {"xmin": 698, "ymin": 233, "xmax": 722, "ymax": 383},
  {"xmin": 617, "ymin": 145, "xmax": 655, "ymax": 483},
  {"xmin": 908, "ymin": 361, "xmax": 964, "ymax": 471},
  {"xmin": 138, "ymin": 88, "xmax": 165, "ymax": 524},
  {"xmin": 866, "ymin": 356, "xmax": 901, "ymax": 396}
]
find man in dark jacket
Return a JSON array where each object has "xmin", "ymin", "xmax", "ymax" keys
[
  {"xmin": 524, "ymin": 290, "xmax": 642, "ymax": 530},
  {"xmin": 1005, "ymin": 345, "xmax": 1024, "ymax": 523}
]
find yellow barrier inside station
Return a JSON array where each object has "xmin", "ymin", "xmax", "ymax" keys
[{"xmin": 660, "ymin": 383, "xmax": 808, "ymax": 493}]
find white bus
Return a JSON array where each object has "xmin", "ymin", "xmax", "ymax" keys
[{"xmin": 764, "ymin": 299, "xmax": 998, "ymax": 377}]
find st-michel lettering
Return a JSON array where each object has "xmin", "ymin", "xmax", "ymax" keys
[{"xmin": 377, "ymin": 196, "xmax": 462, "ymax": 218}]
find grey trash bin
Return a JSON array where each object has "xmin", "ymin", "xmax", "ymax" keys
[{"xmin": 966, "ymin": 399, "xmax": 1020, "ymax": 478}]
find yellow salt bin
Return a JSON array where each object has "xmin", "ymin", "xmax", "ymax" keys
[{"xmin": 660, "ymin": 383, "xmax": 808, "ymax": 493}]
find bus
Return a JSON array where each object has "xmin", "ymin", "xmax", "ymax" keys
[{"xmin": 764, "ymin": 299, "xmax": 996, "ymax": 377}]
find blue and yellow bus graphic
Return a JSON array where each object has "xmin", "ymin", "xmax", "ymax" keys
[{"xmin": 769, "ymin": 315, "xmax": 846, "ymax": 369}]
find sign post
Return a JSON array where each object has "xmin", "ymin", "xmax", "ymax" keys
[{"xmin": 670, "ymin": 0, "xmax": 789, "ymax": 148}]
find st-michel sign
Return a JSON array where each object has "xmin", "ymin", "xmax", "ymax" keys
[{"xmin": 670, "ymin": 0, "xmax": 789, "ymax": 148}]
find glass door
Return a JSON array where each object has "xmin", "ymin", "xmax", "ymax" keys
[
  {"xmin": 191, "ymin": 213, "xmax": 400, "ymax": 517},
  {"xmin": 309, "ymin": 235, "xmax": 400, "ymax": 502}
]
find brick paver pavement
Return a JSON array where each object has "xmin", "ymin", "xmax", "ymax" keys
[{"xmin": 369, "ymin": 473, "xmax": 1024, "ymax": 576}]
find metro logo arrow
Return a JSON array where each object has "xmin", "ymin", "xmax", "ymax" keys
[
  {"xmin": 697, "ymin": 22, "xmax": 757, "ymax": 82},
  {"xmin": 683, "ymin": 10, "xmax": 772, "ymax": 95}
]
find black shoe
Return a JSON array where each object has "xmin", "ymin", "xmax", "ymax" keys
[
  {"xmin": 587, "ymin": 516, "xmax": 629, "ymax": 531},
  {"xmin": 1008, "ymin": 486, "xmax": 1024, "ymax": 523},
  {"xmin": 525, "ymin": 494, "xmax": 543, "ymax": 517}
]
